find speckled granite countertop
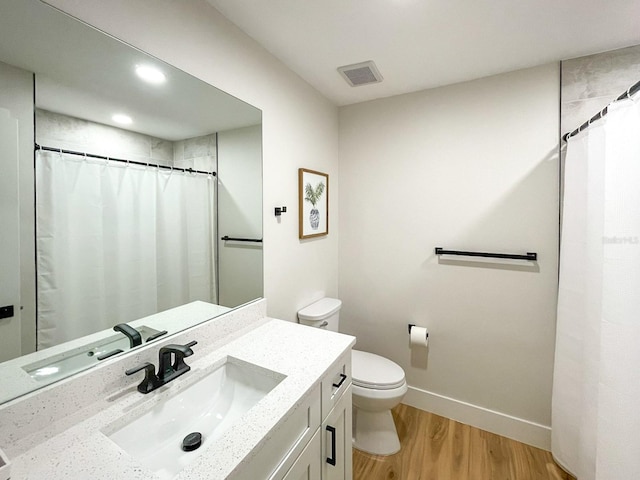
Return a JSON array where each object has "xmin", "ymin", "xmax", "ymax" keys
[{"xmin": 8, "ymin": 319, "xmax": 355, "ymax": 479}]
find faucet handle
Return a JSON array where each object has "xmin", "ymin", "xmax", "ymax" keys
[
  {"xmin": 161, "ymin": 340, "xmax": 197, "ymax": 356},
  {"xmin": 113, "ymin": 323, "xmax": 142, "ymax": 348},
  {"xmin": 145, "ymin": 330, "xmax": 168, "ymax": 343},
  {"xmin": 126, "ymin": 362, "xmax": 160, "ymax": 394},
  {"xmin": 172, "ymin": 341, "xmax": 197, "ymax": 372},
  {"xmin": 157, "ymin": 341, "xmax": 198, "ymax": 381}
]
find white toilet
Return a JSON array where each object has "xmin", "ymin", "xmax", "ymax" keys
[{"xmin": 297, "ymin": 297, "xmax": 407, "ymax": 456}]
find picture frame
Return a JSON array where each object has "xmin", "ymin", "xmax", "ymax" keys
[{"xmin": 298, "ymin": 168, "xmax": 329, "ymax": 239}]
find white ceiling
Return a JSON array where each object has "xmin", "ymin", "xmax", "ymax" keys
[{"xmin": 207, "ymin": 0, "xmax": 640, "ymax": 106}]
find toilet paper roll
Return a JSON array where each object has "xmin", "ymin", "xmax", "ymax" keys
[{"xmin": 410, "ymin": 326, "xmax": 429, "ymax": 348}]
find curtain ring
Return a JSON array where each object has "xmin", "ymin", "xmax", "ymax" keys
[{"xmin": 627, "ymin": 86, "xmax": 637, "ymax": 102}]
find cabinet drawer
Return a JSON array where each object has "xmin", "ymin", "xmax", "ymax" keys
[
  {"xmin": 232, "ymin": 384, "xmax": 321, "ymax": 480},
  {"xmin": 321, "ymin": 351, "xmax": 352, "ymax": 419},
  {"xmin": 281, "ymin": 429, "xmax": 321, "ymax": 480}
]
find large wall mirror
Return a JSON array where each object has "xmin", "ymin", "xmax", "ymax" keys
[{"xmin": 0, "ymin": 0, "xmax": 263, "ymax": 404}]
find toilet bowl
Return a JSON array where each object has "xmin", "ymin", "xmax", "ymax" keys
[
  {"xmin": 297, "ymin": 297, "xmax": 407, "ymax": 456},
  {"xmin": 351, "ymin": 349, "xmax": 407, "ymax": 455}
]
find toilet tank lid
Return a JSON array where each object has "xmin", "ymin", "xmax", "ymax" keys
[{"xmin": 298, "ymin": 298, "xmax": 342, "ymax": 321}]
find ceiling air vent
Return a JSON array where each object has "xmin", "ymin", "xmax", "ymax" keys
[{"xmin": 337, "ymin": 61, "xmax": 383, "ymax": 87}]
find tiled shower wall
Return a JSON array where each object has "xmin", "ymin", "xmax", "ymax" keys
[
  {"xmin": 173, "ymin": 134, "xmax": 217, "ymax": 172},
  {"xmin": 559, "ymin": 45, "xmax": 640, "ymax": 212},
  {"xmin": 36, "ymin": 109, "xmax": 216, "ymax": 170},
  {"xmin": 561, "ymin": 44, "xmax": 640, "ymax": 135}
]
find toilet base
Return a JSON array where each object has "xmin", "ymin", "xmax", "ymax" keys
[{"xmin": 352, "ymin": 407, "xmax": 401, "ymax": 456}]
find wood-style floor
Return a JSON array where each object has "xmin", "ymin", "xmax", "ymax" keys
[{"xmin": 352, "ymin": 404, "xmax": 575, "ymax": 480}]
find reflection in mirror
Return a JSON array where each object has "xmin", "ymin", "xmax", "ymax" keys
[{"xmin": 0, "ymin": 0, "xmax": 263, "ymax": 404}]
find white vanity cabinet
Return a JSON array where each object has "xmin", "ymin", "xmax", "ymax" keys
[
  {"xmin": 255, "ymin": 350, "xmax": 353, "ymax": 480},
  {"xmin": 320, "ymin": 352, "xmax": 352, "ymax": 480},
  {"xmin": 322, "ymin": 384, "xmax": 352, "ymax": 480},
  {"xmin": 282, "ymin": 431, "xmax": 322, "ymax": 480},
  {"xmin": 288, "ymin": 351, "xmax": 352, "ymax": 480},
  {"xmin": 2, "ymin": 315, "xmax": 357, "ymax": 480},
  {"xmin": 234, "ymin": 384, "xmax": 322, "ymax": 480}
]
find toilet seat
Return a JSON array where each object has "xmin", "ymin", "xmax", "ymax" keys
[{"xmin": 352, "ymin": 350, "xmax": 406, "ymax": 390}]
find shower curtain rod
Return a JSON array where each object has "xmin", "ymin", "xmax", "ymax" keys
[
  {"xmin": 563, "ymin": 78, "xmax": 640, "ymax": 142},
  {"xmin": 35, "ymin": 143, "xmax": 217, "ymax": 176}
]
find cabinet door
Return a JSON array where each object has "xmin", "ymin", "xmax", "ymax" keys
[
  {"xmin": 282, "ymin": 429, "xmax": 321, "ymax": 480},
  {"xmin": 322, "ymin": 385, "xmax": 352, "ymax": 480}
]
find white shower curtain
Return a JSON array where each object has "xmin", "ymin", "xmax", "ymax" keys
[
  {"xmin": 36, "ymin": 151, "xmax": 216, "ymax": 349},
  {"xmin": 553, "ymin": 95, "xmax": 640, "ymax": 479}
]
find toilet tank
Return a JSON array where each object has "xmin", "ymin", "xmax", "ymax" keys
[{"xmin": 297, "ymin": 297, "xmax": 342, "ymax": 332}]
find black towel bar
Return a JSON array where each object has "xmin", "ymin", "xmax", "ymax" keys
[
  {"xmin": 221, "ymin": 236, "xmax": 263, "ymax": 243},
  {"xmin": 435, "ymin": 247, "xmax": 537, "ymax": 261}
]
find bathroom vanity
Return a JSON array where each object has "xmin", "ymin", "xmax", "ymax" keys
[{"xmin": 0, "ymin": 300, "xmax": 355, "ymax": 479}]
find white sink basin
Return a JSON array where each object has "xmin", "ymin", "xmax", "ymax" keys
[
  {"xmin": 105, "ymin": 357, "xmax": 285, "ymax": 479},
  {"xmin": 23, "ymin": 325, "xmax": 163, "ymax": 382}
]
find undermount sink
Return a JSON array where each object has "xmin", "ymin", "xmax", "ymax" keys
[
  {"xmin": 104, "ymin": 356, "xmax": 285, "ymax": 479},
  {"xmin": 23, "ymin": 325, "xmax": 163, "ymax": 382}
]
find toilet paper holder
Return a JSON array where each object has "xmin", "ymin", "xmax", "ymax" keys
[{"xmin": 408, "ymin": 324, "xmax": 428, "ymax": 337}]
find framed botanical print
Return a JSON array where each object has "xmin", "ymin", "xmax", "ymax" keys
[{"xmin": 298, "ymin": 168, "xmax": 328, "ymax": 239}]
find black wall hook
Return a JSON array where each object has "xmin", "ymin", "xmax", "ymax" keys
[{"xmin": 275, "ymin": 206, "xmax": 287, "ymax": 216}]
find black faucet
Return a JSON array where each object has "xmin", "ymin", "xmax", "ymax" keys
[
  {"xmin": 158, "ymin": 341, "xmax": 197, "ymax": 382},
  {"xmin": 125, "ymin": 362, "xmax": 161, "ymax": 393},
  {"xmin": 125, "ymin": 340, "xmax": 197, "ymax": 394},
  {"xmin": 113, "ymin": 323, "xmax": 142, "ymax": 349}
]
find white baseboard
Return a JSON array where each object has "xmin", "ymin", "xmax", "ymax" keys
[{"xmin": 403, "ymin": 386, "xmax": 551, "ymax": 451}]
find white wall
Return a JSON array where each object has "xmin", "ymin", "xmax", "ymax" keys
[
  {"xmin": 218, "ymin": 124, "xmax": 263, "ymax": 307},
  {"xmin": 0, "ymin": 61, "xmax": 35, "ymax": 358},
  {"xmin": 339, "ymin": 63, "xmax": 560, "ymax": 448},
  {"xmin": 43, "ymin": 0, "xmax": 340, "ymax": 321},
  {"xmin": 0, "ymin": 107, "xmax": 21, "ymax": 363}
]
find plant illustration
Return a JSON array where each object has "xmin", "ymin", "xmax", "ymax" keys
[
  {"xmin": 304, "ymin": 182, "xmax": 325, "ymax": 208},
  {"xmin": 304, "ymin": 181, "xmax": 325, "ymax": 230}
]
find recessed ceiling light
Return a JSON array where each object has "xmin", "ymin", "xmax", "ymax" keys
[
  {"xmin": 112, "ymin": 113, "xmax": 132, "ymax": 125},
  {"xmin": 135, "ymin": 64, "xmax": 166, "ymax": 84}
]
